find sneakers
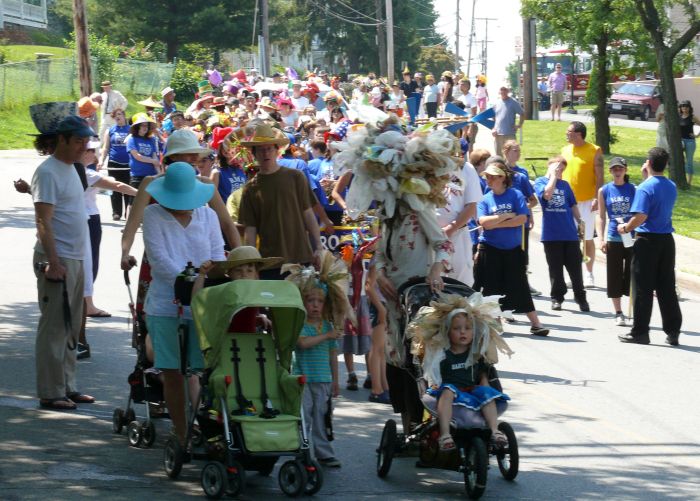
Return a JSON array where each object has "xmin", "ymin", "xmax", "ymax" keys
[
  {"xmin": 363, "ymin": 375, "xmax": 372, "ymax": 389},
  {"xmin": 318, "ymin": 457, "xmax": 342, "ymax": 467},
  {"xmin": 615, "ymin": 313, "xmax": 627, "ymax": 327},
  {"xmin": 530, "ymin": 326, "xmax": 550, "ymax": 336},
  {"xmin": 346, "ymin": 373, "xmax": 358, "ymax": 391},
  {"xmin": 618, "ymin": 332, "xmax": 650, "ymax": 344},
  {"xmin": 77, "ymin": 342, "xmax": 91, "ymax": 360},
  {"xmin": 584, "ymin": 273, "xmax": 595, "ymax": 289},
  {"xmin": 368, "ymin": 391, "xmax": 391, "ymax": 404},
  {"xmin": 551, "ymin": 300, "xmax": 562, "ymax": 311}
]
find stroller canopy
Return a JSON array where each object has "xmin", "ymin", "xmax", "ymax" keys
[{"xmin": 192, "ymin": 280, "xmax": 306, "ymax": 371}]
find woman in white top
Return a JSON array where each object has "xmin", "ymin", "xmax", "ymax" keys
[{"xmin": 423, "ymin": 74, "xmax": 440, "ymax": 118}]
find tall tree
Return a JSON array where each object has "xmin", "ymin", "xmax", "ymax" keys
[
  {"xmin": 635, "ymin": 0, "xmax": 700, "ymax": 188},
  {"xmin": 522, "ymin": 0, "xmax": 646, "ymax": 154}
]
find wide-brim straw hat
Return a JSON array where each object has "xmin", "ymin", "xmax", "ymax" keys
[
  {"xmin": 165, "ymin": 129, "xmax": 213, "ymax": 157},
  {"xmin": 208, "ymin": 246, "xmax": 284, "ymax": 278},
  {"xmin": 145, "ymin": 162, "xmax": 214, "ymax": 210},
  {"xmin": 131, "ymin": 112, "xmax": 156, "ymax": 126},
  {"xmin": 234, "ymin": 122, "xmax": 290, "ymax": 148},
  {"xmin": 137, "ymin": 96, "xmax": 162, "ymax": 108}
]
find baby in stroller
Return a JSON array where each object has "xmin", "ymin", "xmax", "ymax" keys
[{"xmin": 409, "ymin": 293, "xmax": 512, "ymax": 451}]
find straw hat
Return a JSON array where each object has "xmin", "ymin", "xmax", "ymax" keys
[
  {"xmin": 164, "ymin": 129, "xmax": 212, "ymax": 157},
  {"xmin": 483, "ymin": 164, "xmax": 506, "ymax": 177},
  {"xmin": 137, "ymin": 96, "xmax": 162, "ymax": 108},
  {"xmin": 234, "ymin": 121, "xmax": 290, "ymax": 148},
  {"xmin": 208, "ymin": 246, "xmax": 284, "ymax": 278},
  {"xmin": 131, "ymin": 113, "xmax": 155, "ymax": 126},
  {"xmin": 145, "ymin": 162, "xmax": 214, "ymax": 210},
  {"xmin": 258, "ymin": 96, "xmax": 278, "ymax": 111}
]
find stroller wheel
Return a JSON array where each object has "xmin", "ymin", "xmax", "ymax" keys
[
  {"xmin": 278, "ymin": 459, "xmax": 308, "ymax": 497},
  {"xmin": 127, "ymin": 421, "xmax": 143, "ymax": 447},
  {"xmin": 112, "ymin": 408, "xmax": 125, "ymax": 434},
  {"xmin": 225, "ymin": 460, "xmax": 246, "ymax": 497},
  {"xmin": 164, "ymin": 437, "xmax": 184, "ymax": 479},
  {"xmin": 377, "ymin": 419, "xmax": 397, "ymax": 478},
  {"xmin": 302, "ymin": 459, "xmax": 324, "ymax": 496},
  {"xmin": 141, "ymin": 419, "xmax": 156, "ymax": 448},
  {"xmin": 463, "ymin": 436, "xmax": 488, "ymax": 500},
  {"xmin": 496, "ymin": 422, "xmax": 519, "ymax": 481},
  {"xmin": 201, "ymin": 461, "xmax": 228, "ymax": 500}
]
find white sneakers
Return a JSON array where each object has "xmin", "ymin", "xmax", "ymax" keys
[
  {"xmin": 615, "ymin": 313, "xmax": 627, "ymax": 327},
  {"xmin": 584, "ymin": 273, "xmax": 595, "ymax": 289}
]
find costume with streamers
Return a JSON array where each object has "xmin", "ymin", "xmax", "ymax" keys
[
  {"xmin": 331, "ymin": 118, "xmax": 458, "ymax": 367},
  {"xmin": 407, "ymin": 292, "xmax": 513, "ymax": 410}
]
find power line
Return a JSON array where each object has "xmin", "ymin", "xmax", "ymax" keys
[
  {"xmin": 330, "ymin": 0, "xmax": 382, "ymax": 22},
  {"xmin": 307, "ymin": 0, "xmax": 384, "ymax": 26}
]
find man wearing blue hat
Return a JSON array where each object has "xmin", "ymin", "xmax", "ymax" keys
[{"xmin": 32, "ymin": 115, "xmax": 97, "ymax": 410}]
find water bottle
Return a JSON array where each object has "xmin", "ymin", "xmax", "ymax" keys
[{"xmin": 616, "ymin": 218, "xmax": 634, "ymax": 248}]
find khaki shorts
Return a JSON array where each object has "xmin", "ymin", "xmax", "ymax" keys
[{"xmin": 551, "ymin": 91, "xmax": 566, "ymax": 107}]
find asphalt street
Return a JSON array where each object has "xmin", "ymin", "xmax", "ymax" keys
[{"xmin": 1, "ymin": 149, "xmax": 699, "ymax": 500}]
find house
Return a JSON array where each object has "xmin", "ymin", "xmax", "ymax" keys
[{"xmin": 0, "ymin": 0, "xmax": 47, "ymax": 29}]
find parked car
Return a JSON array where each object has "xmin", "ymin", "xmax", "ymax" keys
[{"xmin": 606, "ymin": 82, "xmax": 661, "ymax": 121}]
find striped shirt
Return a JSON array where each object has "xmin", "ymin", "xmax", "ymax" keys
[{"xmin": 293, "ymin": 321, "xmax": 338, "ymax": 383}]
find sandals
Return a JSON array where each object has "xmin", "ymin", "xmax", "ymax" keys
[
  {"xmin": 491, "ymin": 430, "xmax": 508, "ymax": 447},
  {"xmin": 39, "ymin": 397, "xmax": 77, "ymax": 410},
  {"xmin": 87, "ymin": 309, "xmax": 111, "ymax": 318},
  {"xmin": 66, "ymin": 392, "xmax": 95, "ymax": 403},
  {"xmin": 530, "ymin": 326, "xmax": 550, "ymax": 337},
  {"xmin": 438, "ymin": 434, "xmax": 456, "ymax": 451}
]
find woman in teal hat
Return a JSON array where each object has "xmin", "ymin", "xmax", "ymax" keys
[{"xmin": 142, "ymin": 161, "xmax": 226, "ymax": 447}]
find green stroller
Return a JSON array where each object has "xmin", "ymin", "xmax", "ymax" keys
[{"xmin": 181, "ymin": 280, "xmax": 322, "ymax": 498}]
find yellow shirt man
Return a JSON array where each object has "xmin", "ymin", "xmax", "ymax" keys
[{"xmin": 561, "ymin": 141, "xmax": 602, "ymax": 202}]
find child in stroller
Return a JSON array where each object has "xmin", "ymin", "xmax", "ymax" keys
[{"xmin": 376, "ymin": 278, "xmax": 518, "ymax": 500}]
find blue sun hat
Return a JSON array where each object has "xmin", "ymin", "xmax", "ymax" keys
[{"xmin": 145, "ymin": 162, "xmax": 214, "ymax": 210}]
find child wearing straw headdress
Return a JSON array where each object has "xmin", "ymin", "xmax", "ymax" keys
[
  {"xmin": 407, "ymin": 292, "xmax": 513, "ymax": 451},
  {"xmin": 285, "ymin": 251, "xmax": 355, "ymax": 467}
]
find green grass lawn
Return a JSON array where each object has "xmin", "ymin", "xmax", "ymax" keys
[
  {"xmin": 521, "ymin": 120, "xmax": 700, "ymax": 240},
  {"xmin": 1, "ymin": 45, "xmax": 72, "ymax": 63}
]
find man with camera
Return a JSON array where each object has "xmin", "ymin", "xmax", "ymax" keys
[{"xmin": 32, "ymin": 115, "xmax": 96, "ymax": 410}]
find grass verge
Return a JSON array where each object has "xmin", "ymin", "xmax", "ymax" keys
[
  {"xmin": 520, "ymin": 120, "xmax": 700, "ymax": 240},
  {"xmin": 1, "ymin": 45, "xmax": 72, "ymax": 63}
]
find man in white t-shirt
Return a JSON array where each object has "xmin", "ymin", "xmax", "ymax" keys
[
  {"xmin": 457, "ymin": 78, "xmax": 478, "ymax": 153},
  {"xmin": 290, "ymin": 81, "xmax": 310, "ymax": 110},
  {"xmin": 31, "ymin": 115, "xmax": 96, "ymax": 410}
]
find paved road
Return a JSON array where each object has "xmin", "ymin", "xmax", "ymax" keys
[{"xmin": 1, "ymin": 152, "xmax": 699, "ymax": 500}]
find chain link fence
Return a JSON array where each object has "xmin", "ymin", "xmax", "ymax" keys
[{"xmin": 0, "ymin": 57, "xmax": 175, "ymax": 109}]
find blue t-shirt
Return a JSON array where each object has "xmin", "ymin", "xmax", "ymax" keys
[
  {"xmin": 278, "ymin": 157, "xmax": 310, "ymax": 176},
  {"xmin": 307, "ymin": 158, "xmax": 323, "ymax": 179},
  {"xmin": 477, "ymin": 188, "xmax": 528, "ymax": 250},
  {"xmin": 630, "ymin": 176, "xmax": 676, "ymax": 234},
  {"xmin": 484, "ymin": 171, "xmax": 533, "ymax": 200},
  {"xmin": 217, "ymin": 165, "xmax": 247, "ymax": 203},
  {"xmin": 534, "ymin": 177, "xmax": 578, "ymax": 242},
  {"xmin": 512, "ymin": 164, "xmax": 529, "ymax": 179},
  {"xmin": 108, "ymin": 124, "xmax": 130, "ymax": 165},
  {"xmin": 602, "ymin": 182, "xmax": 636, "ymax": 242},
  {"xmin": 126, "ymin": 135, "xmax": 158, "ymax": 177}
]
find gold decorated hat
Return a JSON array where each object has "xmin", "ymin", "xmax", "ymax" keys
[{"xmin": 233, "ymin": 121, "xmax": 290, "ymax": 148}]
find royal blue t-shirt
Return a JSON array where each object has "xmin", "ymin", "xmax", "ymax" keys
[
  {"xmin": 467, "ymin": 177, "xmax": 488, "ymax": 234},
  {"xmin": 534, "ymin": 177, "xmax": 578, "ymax": 242},
  {"xmin": 126, "ymin": 136, "xmax": 158, "ymax": 177},
  {"xmin": 602, "ymin": 182, "xmax": 636, "ymax": 242},
  {"xmin": 630, "ymin": 176, "xmax": 676, "ymax": 234},
  {"xmin": 108, "ymin": 124, "xmax": 130, "ymax": 164},
  {"xmin": 512, "ymin": 164, "xmax": 529, "ymax": 179},
  {"xmin": 307, "ymin": 158, "xmax": 323, "ymax": 179},
  {"xmin": 278, "ymin": 157, "xmax": 310, "ymax": 176},
  {"xmin": 477, "ymin": 188, "xmax": 528, "ymax": 250},
  {"xmin": 484, "ymin": 171, "xmax": 533, "ymax": 199},
  {"xmin": 218, "ymin": 165, "xmax": 247, "ymax": 203}
]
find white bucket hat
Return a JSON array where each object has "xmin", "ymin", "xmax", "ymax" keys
[
  {"xmin": 161, "ymin": 86, "xmax": 175, "ymax": 97},
  {"xmin": 164, "ymin": 129, "xmax": 212, "ymax": 158}
]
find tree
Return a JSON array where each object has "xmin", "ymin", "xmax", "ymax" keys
[
  {"xmin": 522, "ymin": 0, "xmax": 646, "ymax": 154},
  {"xmin": 635, "ymin": 0, "xmax": 700, "ymax": 188},
  {"xmin": 415, "ymin": 44, "xmax": 458, "ymax": 79}
]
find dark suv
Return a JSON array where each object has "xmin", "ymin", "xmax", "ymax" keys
[{"xmin": 606, "ymin": 82, "xmax": 661, "ymax": 121}]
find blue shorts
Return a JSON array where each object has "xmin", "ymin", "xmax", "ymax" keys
[{"xmin": 146, "ymin": 315, "xmax": 204, "ymax": 370}]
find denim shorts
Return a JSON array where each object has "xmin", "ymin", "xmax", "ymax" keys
[{"xmin": 146, "ymin": 315, "xmax": 204, "ymax": 370}]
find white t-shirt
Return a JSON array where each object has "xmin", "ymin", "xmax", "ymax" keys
[
  {"xmin": 291, "ymin": 95, "xmax": 310, "ymax": 110},
  {"xmin": 459, "ymin": 92, "xmax": 478, "ymax": 115},
  {"xmin": 424, "ymin": 84, "xmax": 440, "ymax": 103},
  {"xmin": 31, "ymin": 156, "xmax": 88, "ymax": 260},
  {"xmin": 142, "ymin": 204, "xmax": 225, "ymax": 318},
  {"xmin": 84, "ymin": 167, "xmax": 103, "ymax": 216}
]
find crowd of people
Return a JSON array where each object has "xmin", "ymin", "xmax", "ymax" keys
[{"xmin": 23, "ymin": 64, "xmax": 687, "ymax": 472}]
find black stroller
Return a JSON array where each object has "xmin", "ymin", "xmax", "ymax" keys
[
  {"xmin": 112, "ymin": 270, "xmax": 166, "ymax": 448},
  {"xmin": 375, "ymin": 277, "xmax": 519, "ymax": 499}
]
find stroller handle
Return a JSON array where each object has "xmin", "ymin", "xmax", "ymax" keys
[{"xmin": 124, "ymin": 270, "xmax": 131, "ymax": 286}]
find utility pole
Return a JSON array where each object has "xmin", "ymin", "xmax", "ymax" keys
[
  {"xmin": 455, "ymin": 0, "xmax": 460, "ymax": 72},
  {"xmin": 386, "ymin": 0, "xmax": 394, "ymax": 83},
  {"xmin": 466, "ymin": 0, "xmax": 476, "ymax": 77},
  {"xmin": 475, "ymin": 17, "xmax": 496, "ymax": 75},
  {"xmin": 72, "ymin": 0, "xmax": 92, "ymax": 95},
  {"xmin": 522, "ymin": 17, "xmax": 534, "ymax": 119},
  {"xmin": 376, "ymin": 0, "xmax": 387, "ymax": 78},
  {"xmin": 261, "ymin": 0, "xmax": 270, "ymax": 77}
]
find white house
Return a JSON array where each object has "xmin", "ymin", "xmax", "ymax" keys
[{"xmin": 0, "ymin": 0, "xmax": 47, "ymax": 29}]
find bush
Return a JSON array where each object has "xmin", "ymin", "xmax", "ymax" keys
[
  {"xmin": 179, "ymin": 43, "xmax": 213, "ymax": 66},
  {"xmin": 171, "ymin": 60, "xmax": 202, "ymax": 104},
  {"xmin": 66, "ymin": 32, "xmax": 119, "ymax": 90}
]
